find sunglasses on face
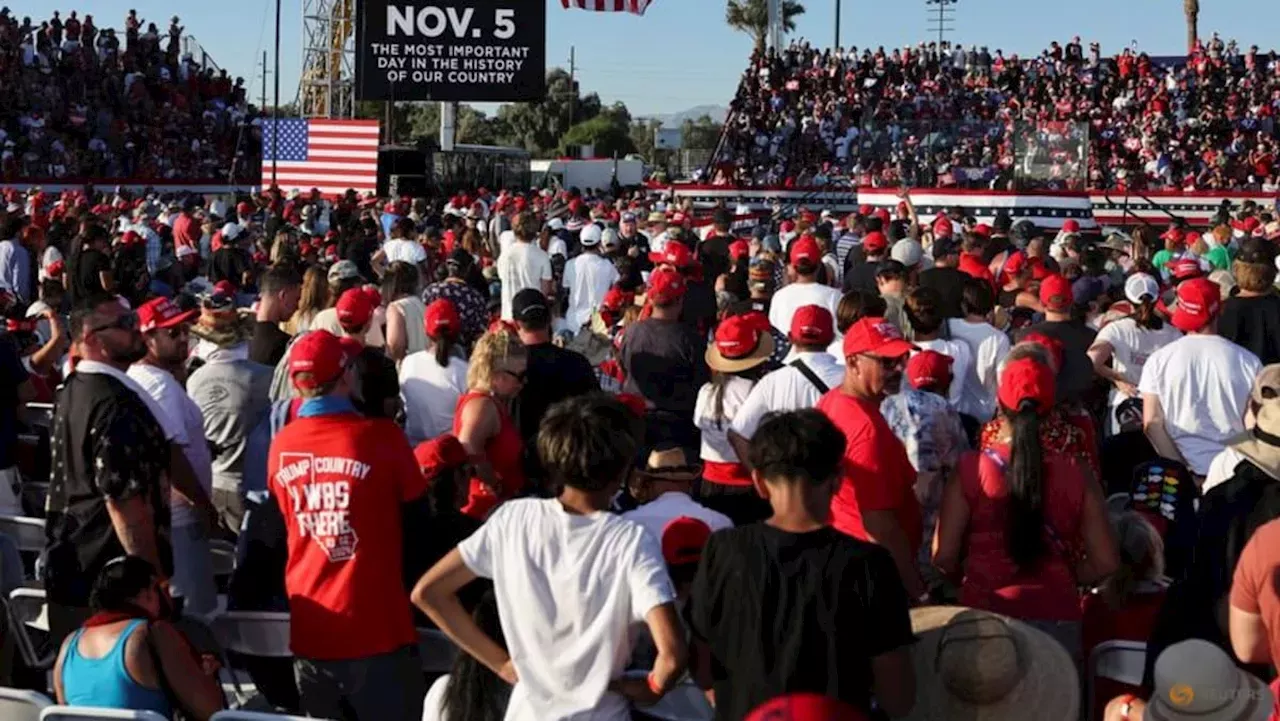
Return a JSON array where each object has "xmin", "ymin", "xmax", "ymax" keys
[
  {"xmin": 90, "ymin": 312, "xmax": 139, "ymax": 334},
  {"xmin": 857, "ymin": 353, "xmax": 904, "ymax": 371}
]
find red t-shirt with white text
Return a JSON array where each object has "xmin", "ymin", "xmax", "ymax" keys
[
  {"xmin": 268, "ymin": 413, "xmax": 428, "ymax": 660},
  {"xmin": 816, "ymin": 390, "xmax": 921, "ymax": 553}
]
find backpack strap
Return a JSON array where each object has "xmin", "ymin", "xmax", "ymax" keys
[{"xmin": 790, "ymin": 358, "xmax": 830, "ymax": 395}]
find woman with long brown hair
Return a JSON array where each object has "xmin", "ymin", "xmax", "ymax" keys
[{"xmin": 284, "ymin": 264, "xmax": 327, "ymax": 335}]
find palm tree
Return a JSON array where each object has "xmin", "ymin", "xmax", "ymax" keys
[
  {"xmin": 1184, "ymin": 0, "xmax": 1198, "ymax": 53},
  {"xmin": 725, "ymin": 0, "xmax": 806, "ymax": 52}
]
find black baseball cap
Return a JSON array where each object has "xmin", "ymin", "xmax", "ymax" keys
[
  {"xmin": 512, "ymin": 288, "xmax": 550, "ymax": 324},
  {"xmin": 932, "ymin": 235, "xmax": 960, "ymax": 258}
]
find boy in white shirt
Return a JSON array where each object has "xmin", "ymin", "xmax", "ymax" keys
[{"xmin": 413, "ymin": 394, "xmax": 686, "ymax": 721}]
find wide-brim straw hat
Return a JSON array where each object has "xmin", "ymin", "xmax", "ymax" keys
[
  {"xmin": 639, "ymin": 447, "xmax": 703, "ymax": 482},
  {"xmin": 705, "ymin": 331, "xmax": 774, "ymax": 374},
  {"xmin": 902, "ymin": 606, "xmax": 1078, "ymax": 721}
]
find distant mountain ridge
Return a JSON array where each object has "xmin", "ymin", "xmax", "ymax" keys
[{"xmin": 639, "ymin": 104, "xmax": 728, "ymax": 127}]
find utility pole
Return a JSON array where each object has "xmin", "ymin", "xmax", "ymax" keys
[
  {"xmin": 925, "ymin": 0, "xmax": 957, "ymax": 45},
  {"xmin": 258, "ymin": 51, "xmax": 269, "ymax": 110},
  {"xmin": 567, "ymin": 46, "xmax": 576, "ymax": 131},
  {"xmin": 835, "ymin": 0, "xmax": 841, "ymax": 50},
  {"xmin": 272, "ymin": 0, "xmax": 281, "ymax": 187}
]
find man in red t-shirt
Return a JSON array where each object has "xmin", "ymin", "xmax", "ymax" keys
[
  {"xmin": 171, "ymin": 202, "xmax": 201, "ymax": 255},
  {"xmin": 267, "ymin": 330, "xmax": 428, "ymax": 720},
  {"xmin": 817, "ymin": 317, "xmax": 927, "ymax": 602}
]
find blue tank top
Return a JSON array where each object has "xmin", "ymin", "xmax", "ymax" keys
[{"xmin": 61, "ymin": 619, "xmax": 172, "ymax": 717}]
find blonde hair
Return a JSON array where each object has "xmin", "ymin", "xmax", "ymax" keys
[
  {"xmin": 1101, "ymin": 511, "xmax": 1166, "ymax": 608},
  {"xmin": 1233, "ymin": 259, "xmax": 1276, "ymax": 293},
  {"xmin": 467, "ymin": 327, "xmax": 528, "ymax": 391}
]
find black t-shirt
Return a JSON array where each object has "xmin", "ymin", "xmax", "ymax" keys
[
  {"xmin": 71, "ymin": 248, "xmax": 110, "ymax": 305},
  {"xmin": 249, "ymin": 321, "xmax": 292, "ymax": 367},
  {"xmin": 1015, "ymin": 319, "xmax": 1098, "ymax": 399},
  {"xmin": 354, "ymin": 346, "xmax": 399, "ymax": 419},
  {"xmin": 700, "ymin": 234, "xmax": 732, "ymax": 282},
  {"xmin": 0, "ymin": 336, "xmax": 27, "ymax": 469},
  {"xmin": 515, "ymin": 342, "xmax": 598, "ymax": 444},
  {"xmin": 45, "ymin": 371, "xmax": 172, "ymax": 607},
  {"xmin": 917, "ymin": 267, "xmax": 968, "ymax": 318},
  {"xmin": 1218, "ymin": 293, "xmax": 1280, "ymax": 365},
  {"xmin": 685, "ymin": 525, "xmax": 914, "ymax": 720},
  {"xmin": 681, "ymin": 279, "xmax": 719, "ymax": 339},
  {"xmin": 620, "ymin": 317, "xmax": 709, "ymax": 415},
  {"xmin": 843, "ymin": 256, "xmax": 881, "ymax": 295},
  {"xmin": 210, "ymin": 247, "xmax": 250, "ymax": 287}
]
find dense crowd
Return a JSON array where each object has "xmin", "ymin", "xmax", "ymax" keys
[
  {"xmin": 0, "ymin": 10, "xmax": 256, "ymax": 183},
  {"xmin": 714, "ymin": 35, "xmax": 1280, "ymax": 192},
  {"xmin": 2, "ymin": 182, "xmax": 1280, "ymax": 721}
]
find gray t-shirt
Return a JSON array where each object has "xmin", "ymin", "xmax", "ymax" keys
[{"xmin": 187, "ymin": 358, "xmax": 273, "ymax": 493}]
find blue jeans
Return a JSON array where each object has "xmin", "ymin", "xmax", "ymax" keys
[{"xmin": 170, "ymin": 522, "xmax": 218, "ymax": 619}]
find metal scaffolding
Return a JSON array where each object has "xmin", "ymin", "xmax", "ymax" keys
[{"xmin": 300, "ymin": 0, "xmax": 356, "ymax": 119}]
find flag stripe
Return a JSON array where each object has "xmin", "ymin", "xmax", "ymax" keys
[
  {"xmin": 560, "ymin": 0, "xmax": 651, "ymax": 14},
  {"xmin": 261, "ymin": 118, "xmax": 380, "ymax": 195}
]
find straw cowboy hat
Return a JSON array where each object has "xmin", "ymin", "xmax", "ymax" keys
[
  {"xmin": 1145, "ymin": 639, "xmax": 1272, "ymax": 721},
  {"xmin": 902, "ymin": 606, "xmax": 1078, "ymax": 721},
  {"xmin": 639, "ymin": 448, "xmax": 702, "ymax": 483},
  {"xmin": 1229, "ymin": 364, "xmax": 1280, "ymax": 481},
  {"xmin": 189, "ymin": 292, "xmax": 254, "ymax": 347}
]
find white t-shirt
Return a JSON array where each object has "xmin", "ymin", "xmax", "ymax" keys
[
  {"xmin": 563, "ymin": 252, "xmax": 620, "ymax": 331},
  {"xmin": 1093, "ymin": 318, "xmax": 1183, "ymax": 434},
  {"xmin": 498, "ymin": 229, "xmax": 517, "ymax": 256},
  {"xmin": 312, "ymin": 306, "xmax": 386, "ymax": 348},
  {"xmin": 947, "ymin": 318, "xmax": 1011, "ymax": 422},
  {"xmin": 914, "ymin": 337, "xmax": 974, "ymax": 413},
  {"xmin": 496, "ymin": 242, "xmax": 553, "ymax": 321},
  {"xmin": 731, "ymin": 352, "xmax": 845, "ymax": 440},
  {"xmin": 621, "ymin": 491, "xmax": 733, "ymax": 545},
  {"xmin": 381, "ymin": 238, "xmax": 427, "ymax": 266},
  {"xmin": 694, "ymin": 376, "xmax": 755, "ymax": 464},
  {"xmin": 767, "ymin": 281, "xmax": 843, "ymax": 335},
  {"xmin": 1204, "ymin": 445, "xmax": 1249, "ymax": 494},
  {"xmin": 398, "ymin": 349, "xmax": 469, "ymax": 445},
  {"xmin": 127, "ymin": 363, "xmax": 212, "ymax": 528},
  {"xmin": 1138, "ymin": 334, "xmax": 1262, "ymax": 475},
  {"xmin": 458, "ymin": 498, "xmax": 675, "ymax": 721}
]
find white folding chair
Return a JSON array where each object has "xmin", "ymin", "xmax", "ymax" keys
[
  {"xmin": 40, "ymin": 707, "xmax": 168, "ymax": 721},
  {"xmin": 0, "ymin": 515, "xmax": 46, "ymax": 553},
  {"xmin": 0, "ymin": 687, "xmax": 53, "ymax": 721},
  {"xmin": 211, "ymin": 710, "xmax": 321, "ymax": 720},
  {"xmin": 23, "ymin": 403, "xmax": 54, "ymax": 430},
  {"xmin": 209, "ymin": 611, "xmax": 292, "ymax": 658},
  {"xmin": 5, "ymin": 587, "xmax": 55, "ymax": 669},
  {"xmin": 417, "ymin": 627, "xmax": 459, "ymax": 674},
  {"xmin": 1086, "ymin": 640, "xmax": 1147, "ymax": 721},
  {"xmin": 209, "ymin": 540, "xmax": 237, "ymax": 579}
]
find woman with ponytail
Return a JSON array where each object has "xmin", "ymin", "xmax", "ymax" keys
[
  {"xmin": 1088, "ymin": 273, "xmax": 1182, "ymax": 435},
  {"xmin": 400, "ymin": 298, "xmax": 469, "ymax": 445},
  {"xmin": 933, "ymin": 354, "xmax": 1118, "ymax": 659}
]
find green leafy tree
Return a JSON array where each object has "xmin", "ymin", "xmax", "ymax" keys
[
  {"xmin": 680, "ymin": 115, "xmax": 724, "ymax": 149},
  {"xmin": 629, "ymin": 118, "xmax": 663, "ymax": 160},
  {"xmin": 725, "ymin": 0, "xmax": 805, "ymax": 51},
  {"xmin": 559, "ymin": 114, "xmax": 637, "ymax": 158}
]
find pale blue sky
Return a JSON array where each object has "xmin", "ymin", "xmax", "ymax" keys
[{"xmin": 11, "ymin": 0, "xmax": 1280, "ymax": 116}]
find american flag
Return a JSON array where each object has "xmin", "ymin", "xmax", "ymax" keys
[
  {"xmin": 560, "ymin": 0, "xmax": 653, "ymax": 14},
  {"xmin": 260, "ymin": 119, "xmax": 381, "ymax": 197}
]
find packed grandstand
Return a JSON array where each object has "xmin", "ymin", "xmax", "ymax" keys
[{"xmin": 4, "ymin": 5, "xmax": 1280, "ymax": 721}]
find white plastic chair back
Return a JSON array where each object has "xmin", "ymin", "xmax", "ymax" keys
[
  {"xmin": 1086, "ymin": 640, "xmax": 1147, "ymax": 721},
  {"xmin": 40, "ymin": 707, "xmax": 169, "ymax": 720},
  {"xmin": 416, "ymin": 628, "xmax": 460, "ymax": 674},
  {"xmin": 209, "ymin": 611, "xmax": 292, "ymax": 658},
  {"xmin": 211, "ymin": 710, "xmax": 323, "ymax": 720},
  {"xmin": 0, "ymin": 687, "xmax": 53, "ymax": 721},
  {"xmin": 5, "ymin": 587, "xmax": 54, "ymax": 668},
  {"xmin": 0, "ymin": 515, "xmax": 46, "ymax": 553}
]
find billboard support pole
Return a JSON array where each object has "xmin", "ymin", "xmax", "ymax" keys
[{"xmin": 441, "ymin": 102, "xmax": 456, "ymax": 152}]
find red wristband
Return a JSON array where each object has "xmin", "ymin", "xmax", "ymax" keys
[{"xmin": 647, "ymin": 672, "xmax": 663, "ymax": 696}]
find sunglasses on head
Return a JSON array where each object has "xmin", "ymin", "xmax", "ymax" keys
[{"xmin": 90, "ymin": 312, "xmax": 138, "ymax": 334}]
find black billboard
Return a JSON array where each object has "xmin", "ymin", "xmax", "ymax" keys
[{"xmin": 355, "ymin": 0, "xmax": 546, "ymax": 103}]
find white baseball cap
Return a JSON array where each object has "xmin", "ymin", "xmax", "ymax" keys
[
  {"xmin": 1124, "ymin": 273, "xmax": 1160, "ymax": 304},
  {"xmin": 580, "ymin": 223, "xmax": 603, "ymax": 246}
]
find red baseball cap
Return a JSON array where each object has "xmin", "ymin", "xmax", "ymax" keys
[
  {"xmin": 647, "ymin": 268, "xmax": 687, "ymax": 305},
  {"xmin": 858, "ymin": 204, "xmax": 874, "ymax": 216},
  {"xmin": 120, "ymin": 230, "xmax": 142, "ymax": 246},
  {"xmin": 729, "ymin": 239, "xmax": 750, "ymax": 262},
  {"xmin": 933, "ymin": 216, "xmax": 954, "ymax": 237},
  {"xmin": 906, "ymin": 350, "xmax": 954, "ymax": 391},
  {"xmin": 1062, "ymin": 219, "xmax": 1080, "ymax": 233},
  {"xmin": 972, "ymin": 223, "xmax": 992, "ymax": 238},
  {"xmin": 289, "ymin": 330, "xmax": 361, "ymax": 390},
  {"xmin": 789, "ymin": 235, "xmax": 821, "ymax": 268},
  {"xmin": 707, "ymin": 315, "xmax": 773, "ymax": 371},
  {"xmin": 789, "ymin": 305, "xmax": 834, "ymax": 346},
  {"xmin": 873, "ymin": 208, "xmax": 891, "ymax": 226},
  {"xmin": 236, "ymin": 201, "xmax": 253, "ymax": 216},
  {"xmin": 137, "ymin": 297, "xmax": 196, "ymax": 334},
  {"xmin": 745, "ymin": 693, "xmax": 867, "ymax": 721},
  {"xmin": 661, "ymin": 516, "xmax": 712, "ymax": 567},
  {"xmin": 413, "ymin": 434, "xmax": 469, "ymax": 478},
  {"xmin": 1171, "ymin": 277, "xmax": 1221, "ymax": 333},
  {"xmin": 336, "ymin": 287, "xmax": 379, "ymax": 331},
  {"xmin": 997, "ymin": 357, "xmax": 1056, "ymax": 414},
  {"xmin": 862, "ymin": 231, "xmax": 888, "ymax": 254},
  {"xmin": 424, "ymin": 298, "xmax": 460, "ymax": 339},
  {"xmin": 842, "ymin": 317, "xmax": 917, "ymax": 359},
  {"xmin": 649, "ymin": 241, "xmax": 694, "ymax": 269},
  {"xmin": 1038, "ymin": 274, "xmax": 1073, "ymax": 312},
  {"xmin": 1170, "ymin": 257, "xmax": 1203, "ymax": 282}
]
